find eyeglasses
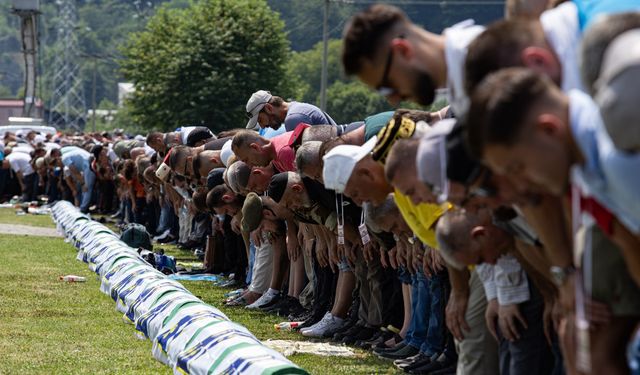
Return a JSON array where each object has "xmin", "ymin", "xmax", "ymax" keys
[
  {"xmin": 376, "ymin": 36, "xmax": 404, "ymax": 97},
  {"xmin": 376, "ymin": 50, "xmax": 395, "ymax": 97},
  {"xmin": 246, "ymin": 102, "xmax": 268, "ymax": 119}
]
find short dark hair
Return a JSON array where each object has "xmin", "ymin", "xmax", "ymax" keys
[
  {"xmin": 342, "ymin": 4, "xmax": 408, "ymax": 76},
  {"xmin": 385, "ymin": 138, "xmax": 419, "ymax": 182},
  {"xmin": 464, "ymin": 19, "xmax": 543, "ymax": 97},
  {"xmin": 207, "ymin": 184, "xmax": 229, "ymax": 209},
  {"xmin": 465, "ymin": 68, "xmax": 552, "ymax": 158},
  {"xmin": 269, "ymin": 96, "xmax": 284, "ymax": 107},
  {"xmin": 168, "ymin": 145, "xmax": 190, "ymax": 170},
  {"xmin": 146, "ymin": 131, "xmax": 163, "ymax": 145}
]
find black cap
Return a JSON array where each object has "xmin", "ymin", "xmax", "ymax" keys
[
  {"xmin": 267, "ymin": 172, "xmax": 289, "ymax": 203},
  {"xmin": 207, "ymin": 168, "xmax": 226, "ymax": 190}
]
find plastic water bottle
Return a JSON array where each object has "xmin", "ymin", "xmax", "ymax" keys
[
  {"xmin": 59, "ymin": 275, "xmax": 87, "ymax": 282},
  {"xmin": 274, "ymin": 322, "xmax": 301, "ymax": 331}
]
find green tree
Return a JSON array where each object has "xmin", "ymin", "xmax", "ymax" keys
[
  {"xmin": 287, "ymin": 39, "xmax": 348, "ymax": 104},
  {"xmin": 325, "ymin": 81, "xmax": 392, "ymax": 124},
  {"xmin": 120, "ymin": 0, "xmax": 292, "ymax": 132}
]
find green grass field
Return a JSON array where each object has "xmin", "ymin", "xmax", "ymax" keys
[
  {"xmin": 0, "ymin": 218, "xmax": 399, "ymax": 374},
  {"xmin": 0, "ymin": 207, "xmax": 56, "ymax": 228}
]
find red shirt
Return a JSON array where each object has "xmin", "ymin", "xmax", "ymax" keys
[{"xmin": 270, "ymin": 131, "xmax": 296, "ymax": 173}]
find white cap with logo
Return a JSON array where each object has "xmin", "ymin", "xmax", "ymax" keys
[
  {"xmin": 245, "ymin": 90, "xmax": 273, "ymax": 129},
  {"xmin": 322, "ymin": 136, "xmax": 377, "ymax": 193}
]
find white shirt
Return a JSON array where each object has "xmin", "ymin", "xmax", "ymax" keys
[
  {"xmin": 179, "ymin": 126, "xmax": 197, "ymax": 145},
  {"xmin": 476, "ymin": 254, "xmax": 530, "ymax": 306},
  {"xmin": 541, "ymin": 1, "xmax": 584, "ymax": 93},
  {"xmin": 443, "ymin": 20, "xmax": 486, "ymax": 116},
  {"xmin": 6, "ymin": 152, "xmax": 34, "ymax": 176}
]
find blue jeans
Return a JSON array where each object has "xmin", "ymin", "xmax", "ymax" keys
[
  {"xmin": 405, "ymin": 270, "xmax": 430, "ymax": 351},
  {"xmin": 79, "ymin": 167, "xmax": 95, "ymax": 212},
  {"xmin": 422, "ymin": 271, "xmax": 449, "ymax": 356},
  {"xmin": 246, "ymin": 241, "xmax": 256, "ymax": 285}
]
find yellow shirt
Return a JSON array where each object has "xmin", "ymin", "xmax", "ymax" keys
[{"xmin": 393, "ymin": 189, "xmax": 451, "ymax": 248}]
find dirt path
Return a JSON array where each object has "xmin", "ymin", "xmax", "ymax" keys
[{"xmin": 0, "ymin": 223, "xmax": 61, "ymax": 237}]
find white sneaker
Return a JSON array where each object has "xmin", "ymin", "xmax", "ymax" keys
[
  {"xmin": 301, "ymin": 312, "xmax": 344, "ymax": 338},
  {"xmin": 246, "ymin": 291, "xmax": 277, "ymax": 309}
]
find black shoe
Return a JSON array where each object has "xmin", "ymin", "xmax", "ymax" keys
[
  {"xmin": 356, "ymin": 329, "xmax": 392, "ymax": 350},
  {"xmin": 376, "ymin": 343, "xmax": 419, "ymax": 360},
  {"xmin": 373, "ymin": 341, "xmax": 407, "ymax": 356},
  {"xmin": 274, "ymin": 296, "xmax": 300, "ymax": 317},
  {"xmin": 342, "ymin": 326, "xmax": 377, "ymax": 345},
  {"xmin": 373, "ymin": 332, "xmax": 403, "ymax": 351},
  {"xmin": 257, "ymin": 294, "xmax": 282, "ymax": 310},
  {"xmin": 262, "ymin": 296, "xmax": 291, "ymax": 314},
  {"xmin": 398, "ymin": 353, "xmax": 435, "ymax": 371},
  {"xmin": 408, "ymin": 354, "xmax": 456, "ymax": 375},
  {"xmin": 289, "ymin": 308, "xmax": 312, "ymax": 323},
  {"xmin": 297, "ymin": 309, "xmax": 326, "ymax": 330},
  {"xmin": 333, "ymin": 323, "xmax": 366, "ymax": 342}
]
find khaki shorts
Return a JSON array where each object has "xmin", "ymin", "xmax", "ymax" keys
[{"xmin": 583, "ymin": 225, "xmax": 640, "ymax": 316}]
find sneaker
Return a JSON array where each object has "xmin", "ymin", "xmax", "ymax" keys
[
  {"xmin": 257, "ymin": 294, "xmax": 282, "ymax": 311},
  {"xmin": 296, "ymin": 309, "xmax": 326, "ymax": 331},
  {"xmin": 153, "ymin": 229, "xmax": 171, "ymax": 242},
  {"xmin": 408, "ymin": 353, "xmax": 456, "ymax": 375},
  {"xmin": 394, "ymin": 352, "xmax": 432, "ymax": 371},
  {"xmin": 333, "ymin": 323, "xmax": 366, "ymax": 342},
  {"xmin": 301, "ymin": 312, "xmax": 345, "ymax": 338},
  {"xmin": 376, "ymin": 343, "xmax": 420, "ymax": 361},
  {"xmin": 246, "ymin": 291, "xmax": 278, "ymax": 309},
  {"xmin": 342, "ymin": 326, "xmax": 377, "ymax": 345},
  {"xmin": 373, "ymin": 341, "xmax": 406, "ymax": 356}
]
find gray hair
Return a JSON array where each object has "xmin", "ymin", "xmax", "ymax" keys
[
  {"xmin": 581, "ymin": 12, "xmax": 640, "ymax": 95},
  {"xmin": 435, "ymin": 210, "xmax": 478, "ymax": 270},
  {"xmin": 301, "ymin": 125, "xmax": 337, "ymax": 143},
  {"xmin": 295, "ymin": 141, "xmax": 322, "ymax": 176},
  {"xmin": 365, "ymin": 195, "xmax": 399, "ymax": 234}
]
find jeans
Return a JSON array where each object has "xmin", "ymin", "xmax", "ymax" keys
[
  {"xmin": 498, "ymin": 278, "xmax": 554, "ymax": 375},
  {"xmin": 79, "ymin": 167, "xmax": 95, "ymax": 212},
  {"xmin": 246, "ymin": 241, "xmax": 256, "ymax": 286},
  {"xmin": 405, "ymin": 270, "xmax": 430, "ymax": 350}
]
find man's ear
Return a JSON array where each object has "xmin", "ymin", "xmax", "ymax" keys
[
  {"xmin": 391, "ymin": 37, "xmax": 414, "ymax": 60},
  {"xmin": 291, "ymin": 183, "xmax": 303, "ymax": 193},
  {"xmin": 470, "ymin": 226, "xmax": 487, "ymax": 240},
  {"xmin": 252, "ymin": 168, "xmax": 262, "ymax": 176},
  {"xmin": 521, "ymin": 47, "xmax": 559, "ymax": 78},
  {"xmin": 249, "ymin": 143, "xmax": 261, "ymax": 152},
  {"xmin": 222, "ymin": 194, "xmax": 233, "ymax": 203},
  {"xmin": 536, "ymin": 113, "xmax": 564, "ymax": 137},
  {"xmin": 263, "ymin": 209, "xmax": 276, "ymax": 220}
]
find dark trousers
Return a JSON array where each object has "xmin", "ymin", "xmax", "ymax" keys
[
  {"xmin": 498, "ymin": 279, "xmax": 554, "ymax": 375},
  {"xmin": 21, "ymin": 173, "xmax": 36, "ymax": 202}
]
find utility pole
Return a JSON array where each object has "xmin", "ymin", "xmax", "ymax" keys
[
  {"xmin": 319, "ymin": 0, "xmax": 329, "ymax": 111},
  {"xmin": 11, "ymin": 0, "xmax": 40, "ymax": 118},
  {"xmin": 91, "ymin": 57, "xmax": 97, "ymax": 132}
]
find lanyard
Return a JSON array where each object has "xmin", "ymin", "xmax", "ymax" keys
[
  {"xmin": 335, "ymin": 193, "xmax": 345, "ymax": 245},
  {"xmin": 359, "ymin": 204, "xmax": 370, "ymax": 245}
]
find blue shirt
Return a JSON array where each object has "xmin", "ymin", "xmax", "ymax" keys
[
  {"xmin": 61, "ymin": 146, "xmax": 91, "ymax": 172},
  {"xmin": 573, "ymin": 0, "xmax": 640, "ymax": 30},
  {"xmin": 284, "ymin": 102, "xmax": 336, "ymax": 131},
  {"xmin": 570, "ymin": 90, "xmax": 640, "ymax": 234}
]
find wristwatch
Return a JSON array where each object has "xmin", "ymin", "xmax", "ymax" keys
[{"xmin": 550, "ymin": 265, "xmax": 576, "ymax": 287}]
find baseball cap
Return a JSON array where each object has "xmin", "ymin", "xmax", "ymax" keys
[
  {"xmin": 322, "ymin": 136, "xmax": 377, "ymax": 193},
  {"xmin": 416, "ymin": 119, "xmax": 456, "ymax": 200},
  {"xmin": 241, "ymin": 192, "xmax": 264, "ymax": 232},
  {"xmin": 245, "ymin": 90, "xmax": 273, "ymax": 129},
  {"xmin": 594, "ymin": 29, "xmax": 640, "ymax": 151}
]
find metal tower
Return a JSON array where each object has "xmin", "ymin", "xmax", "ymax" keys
[
  {"xmin": 48, "ymin": 0, "xmax": 86, "ymax": 131},
  {"xmin": 11, "ymin": 0, "xmax": 40, "ymax": 118}
]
